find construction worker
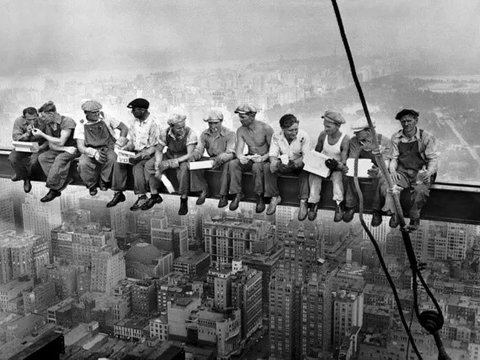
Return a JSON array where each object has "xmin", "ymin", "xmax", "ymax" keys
[
  {"xmin": 268, "ymin": 114, "xmax": 310, "ymax": 218},
  {"xmin": 228, "ymin": 104, "xmax": 274, "ymax": 213},
  {"xmin": 306, "ymin": 110, "xmax": 349, "ymax": 222},
  {"xmin": 342, "ymin": 117, "xmax": 392, "ymax": 225},
  {"xmin": 75, "ymin": 100, "xmax": 129, "ymax": 196},
  {"xmin": 144, "ymin": 111, "xmax": 197, "ymax": 215},
  {"xmin": 190, "ymin": 109, "xmax": 236, "ymax": 208},
  {"xmin": 386, "ymin": 109, "xmax": 438, "ymax": 231},
  {"xmin": 107, "ymin": 98, "xmax": 159, "ymax": 211},
  {"xmin": 9, "ymin": 107, "xmax": 48, "ymax": 193},
  {"xmin": 33, "ymin": 101, "xmax": 78, "ymax": 202}
]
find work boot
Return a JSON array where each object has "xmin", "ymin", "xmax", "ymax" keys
[
  {"xmin": 266, "ymin": 196, "xmax": 281, "ymax": 216},
  {"xmin": 389, "ymin": 214, "xmax": 399, "ymax": 228},
  {"xmin": 106, "ymin": 192, "xmax": 125, "ymax": 208},
  {"xmin": 23, "ymin": 179, "xmax": 32, "ymax": 194},
  {"xmin": 11, "ymin": 174, "xmax": 22, "ymax": 182},
  {"xmin": 40, "ymin": 189, "xmax": 61, "ymax": 203},
  {"xmin": 89, "ymin": 186, "xmax": 98, "ymax": 197},
  {"xmin": 141, "ymin": 194, "xmax": 163, "ymax": 210},
  {"xmin": 307, "ymin": 202, "xmax": 318, "ymax": 221},
  {"xmin": 218, "ymin": 196, "xmax": 228, "ymax": 208},
  {"xmin": 298, "ymin": 199, "xmax": 308, "ymax": 221},
  {"xmin": 334, "ymin": 203, "xmax": 344, "ymax": 222},
  {"xmin": 130, "ymin": 195, "xmax": 148, "ymax": 211},
  {"xmin": 196, "ymin": 190, "xmax": 208, "ymax": 205},
  {"xmin": 229, "ymin": 193, "xmax": 243, "ymax": 211},
  {"xmin": 256, "ymin": 195, "xmax": 266, "ymax": 213},
  {"xmin": 371, "ymin": 211, "xmax": 383, "ymax": 227},
  {"xmin": 343, "ymin": 207, "xmax": 355, "ymax": 223},
  {"xmin": 178, "ymin": 198, "xmax": 188, "ymax": 215}
]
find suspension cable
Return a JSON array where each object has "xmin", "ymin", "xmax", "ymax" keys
[{"xmin": 329, "ymin": 1, "xmax": 451, "ymax": 359}]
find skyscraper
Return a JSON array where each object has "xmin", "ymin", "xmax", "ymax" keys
[
  {"xmin": 90, "ymin": 246, "xmax": 126, "ymax": 294},
  {"xmin": 204, "ymin": 214, "xmax": 274, "ymax": 268}
]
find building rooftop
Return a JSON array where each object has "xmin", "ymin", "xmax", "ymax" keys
[{"xmin": 174, "ymin": 250, "xmax": 210, "ymax": 265}]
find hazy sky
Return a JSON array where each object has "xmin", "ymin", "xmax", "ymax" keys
[{"xmin": 1, "ymin": 0, "xmax": 479, "ymax": 76}]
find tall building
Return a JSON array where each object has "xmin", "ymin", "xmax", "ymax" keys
[
  {"xmin": 79, "ymin": 195, "xmax": 127, "ymax": 237},
  {"xmin": 22, "ymin": 196, "xmax": 61, "ymax": 261},
  {"xmin": 241, "ymin": 249, "xmax": 283, "ymax": 317},
  {"xmin": 173, "ymin": 250, "xmax": 210, "ymax": 278},
  {"xmin": 51, "ymin": 223, "xmax": 115, "ymax": 266},
  {"xmin": 22, "ymin": 281, "xmax": 57, "ymax": 314},
  {"xmin": 332, "ymin": 290, "xmax": 364, "ymax": 348},
  {"xmin": 231, "ymin": 266, "xmax": 263, "ymax": 340},
  {"xmin": 204, "ymin": 214, "xmax": 274, "ymax": 268},
  {"xmin": 0, "ymin": 230, "xmax": 40, "ymax": 283},
  {"xmin": 275, "ymin": 205, "xmax": 295, "ymax": 241},
  {"xmin": 131, "ymin": 208, "xmax": 167, "ymax": 243},
  {"xmin": 152, "ymin": 224, "xmax": 188, "ymax": 258},
  {"xmin": 0, "ymin": 197, "xmax": 15, "ymax": 233},
  {"xmin": 282, "ymin": 221, "xmax": 324, "ymax": 283},
  {"xmin": 300, "ymin": 271, "xmax": 333, "ymax": 359},
  {"xmin": 131, "ymin": 279, "xmax": 157, "ymax": 316},
  {"xmin": 90, "ymin": 246, "xmax": 126, "ymax": 294}
]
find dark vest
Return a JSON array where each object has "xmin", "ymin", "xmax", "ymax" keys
[{"xmin": 165, "ymin": 127, "xmax": 191, "ymax": 159}]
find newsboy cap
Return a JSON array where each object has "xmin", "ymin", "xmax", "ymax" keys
[
  {"xmin": 167, "ymin": 113, "xmax": 187, "ymax": 126},
  {"xmin": 234, "ymin": 104, "xmax": 257, "ymax": 114},
  {"xmin": 351, "ymin": 117, "xmax": 375, "ymax": 133},
  {"xmin": 395, "ymin": 109, "xmax": 419, "ymax": 120},
  {"xmin": 81, "ymin": 100, "xmax": 102, "ymax": 112},
  {"xmin": 127, "ymin": 98, "xmax": 150, "ymax": 110},
  {"xmin": 322, "ymin": 110, "xmax": 345, "ymax": 125},
  {"xmin": 203, "ymin": 109, "xmax": 224, "ymax": 122}
]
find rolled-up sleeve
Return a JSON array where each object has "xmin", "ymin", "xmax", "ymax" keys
[
  {"xmin": 225, "ymin": 131, "xmax": 236, "ymax": 154},
  {"xmin": 269, "ymin": 134, "xmax": 280, "ymax": 158},
  {"xmin": 147, "ymin": 122, "xmax": 159, "ymax": 148},
  {"xmin": 390, "ymin": 135, "xmax": 400, "ymax": 160},
  {"xmin": 12, "ymin": 117, "xmax": 25, "ymax": 141},
  {"xmin": 186, "ymin": 129, "xmax": 198, "ymax": 146},
  {"xmin": 423, "ymin": 132, "xmax": 438, "ymax": 174},
  {"xmin": 157, "ymin": 128, "xmax": 168, "ymax": 147},
  {"xmin": 192, "ymin": 133, "xmax": 207, "ymax": 160}
]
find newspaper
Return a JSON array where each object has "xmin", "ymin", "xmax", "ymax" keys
[
  {"xmin": 303, "ymin": 150, "xmax": 331, "ymax": 178},
  {"xmin": 115, "ymin": 149, "xmax": 136, "ymax": 164},
  {"xmin": 346, "ymin": 158, "xmax": 373, "ymax": 178}
]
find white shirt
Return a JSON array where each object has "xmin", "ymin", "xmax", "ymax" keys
[{"xmin": 269, "ymin": 129, "xmax": 310, "ymax": 161}]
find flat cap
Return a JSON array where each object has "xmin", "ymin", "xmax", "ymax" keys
[
  {"xmin": 322, "ymin": 110, "xmax": 345, "ymax": 125},
  {"xmin": 167, "ymin": 113, "xmax": 187, "ymax": 126},
  {"xmin": 351, "ymin": 117, "xmax": 375, "ymax": 133},
  {"xmin": 395, "ymin": 109, "xmax": 419, "ymax": 120},
  {"xmin": 81, "ymin": 100, "xmax": 102, "ymax": 112},
  {"xmin": 234, "ymin": 104, "xmax": 257, "ymax": 114},
  {"xmin": 203, "ymin": 109, "xmax": 224, "ymax": 122},
  {"xmin": 127, "ymin": 98, "xmax": 150, "ymax": 110}
]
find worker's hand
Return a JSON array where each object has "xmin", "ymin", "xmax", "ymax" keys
[
  {"xmin": 418, "ymin": 170, "xmax": 432, "ymax": 184},
  {"xmin": 128, "ymin": 154, "xmax": 142, "ymax": 165},
  {"xmin": 270, "ymin": 159, "xmax": 280, "ymax": 173},
  {"xmin": 325, "ymin": 158, "xmax": 339, "ymax": 171},
  {"xmin": 115, "ymin": 136, "xmax": 128, "ymax": 148},
  {"xmin": 336, "ymin": 163, "xmax": 348, "ymax": 174},
  {"xmin": 251, "ymin": 154, "xmax": 263, "ymax": 163},
  {"xmin": 64, "ymin": 146, "xmax": 77, "ymax": 155},
  {"xmin": 367, "ymin": 167, "xmax": 379, "ymax": 178},
  {"xmin": 390, "ymin": 170, "xmax": 401, "ymax": 183},
  {"xmin": 291, "ymin": 157, "xmax": 304, "ymax": 169},
  {"xmin": 238, "ymin": 155, "xmax": 249, "ymax": 165},
  {"xmin": 32, "ymin": 128, "xmax": 45, "ymax": 137},
  {"xmin": 94, "ymin": 150, "xmax": 108, "ymax": 164}
]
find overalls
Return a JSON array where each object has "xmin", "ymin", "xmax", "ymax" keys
[
  {"xmin": 78, "ymin": 121, "xmax": 117, "ymax": 189},
  {"xmin": 148, "ymin": 127, "xmax": 192, "ymax": 196}
]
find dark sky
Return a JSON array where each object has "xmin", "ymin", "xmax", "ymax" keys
[{"xmin": 1, "ymin": 0, "xmax": 479, "ymax": 76}]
